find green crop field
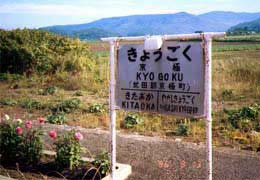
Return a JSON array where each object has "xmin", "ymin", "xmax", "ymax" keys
[{"xmin": 0, "ymin": 30, "xmax": 260, "ymax": 152}]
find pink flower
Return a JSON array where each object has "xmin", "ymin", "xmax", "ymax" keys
[
  {"xmin": 49, "ymin": 130, "xmax": 57, "ymax": 139},
  {"xmin": 38, "ymin": 117, "xmax": 45, "ymax": 124},
  {"xmin": 25, "ymin": 120, "xmax": 32, "ymax": 129},
  {"xmin": 16, "ymin": 127, "xmax": 23, "ymax": 135},
  {"xmin": 74, "ymin": 132, "xmax": 83, "ymax": 141}
]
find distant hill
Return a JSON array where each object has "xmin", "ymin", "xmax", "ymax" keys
[
  {"xmin": 41, "ymin": 11, "xmax": 260, "ymax": 39},
  {"xmin": 228, "ymin": 18, "xmax": 260, "ymax": 34},
  {"xmin": 41, "ymin": 27, "xmax": 120, "ymax": 40},
  {"xmin": 198, "ymin": 11, "xmax": 260, "ymax": 30},
  {"xmin": 71, "ymin": 28, "xmax": 120, "ymax": 40}
]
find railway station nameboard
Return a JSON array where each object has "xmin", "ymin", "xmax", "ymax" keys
[{"xmin": 116, "ymin": 41, "xmax": 205, "ymax": 117}]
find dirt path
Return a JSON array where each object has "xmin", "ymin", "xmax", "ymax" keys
[{"xmin": 43, "ymin": 124, "xmax": 260, "ymax": 180}]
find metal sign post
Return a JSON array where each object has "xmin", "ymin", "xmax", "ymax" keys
[
  {"xmin": 109, "ymin": 40, "xmax": 117, "ymax": 180},
  {"xmin": 203, "ymin": 34, "xmax": 213, "ymax": 180},
  {"xmin": 102, "ymin": 32, "xmax": 225, "ymax": 180}
]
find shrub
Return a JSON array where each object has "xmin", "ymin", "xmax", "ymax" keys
[
  {"xmin": 52, "ymin": 130, "xmax": 83, "ymax": 170},
  {"xmin": 47, "ymin": 112, "xmax": 66, "ymax": 125},
  {"xmin": 175, "ymin": 124, "xmax": 190, "ymax": 136},
  {"xmin": 0, "ymin": 115, "xmax": 44, "ymax": 165},
  {"xmin": 240, "ymin": 106, "xmax": 259, "ymax": 119},
  {"xmin": 89, "ymin": 103, "xmax": 105, "ymax": 113},
  {"xmin": 224, "ymin": 104, "xmax": 260, "ymax": 132},
  {"xmin": 92, "ymin": 150, "xmax": 110, "ymax": 176},
  {"xmin": 0, "ymin": 116, "xmax": 23, "ymax": 164},
  {"xmin": 123, "ymin": 114, "xmax": 144, "ymax": 128},
  {"xmin": 21, "ymin": 121, "xmax": 44, "ymax": 165},
  {"xmin": 0, "ymin": 29, "xmax": 95, "ymax": 76},
  {"xmin": 0, "ymin": 73, "xmax": 23, "ymax": 81},
  {"xmin": 0, "ymin": 73, "xmax": 9, "ymax": 81}
]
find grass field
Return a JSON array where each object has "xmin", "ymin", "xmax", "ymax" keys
[{"xmin": 0, "ymin": 35, "xmax": 260, "ymax": 151}]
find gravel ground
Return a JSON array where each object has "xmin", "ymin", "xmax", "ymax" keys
[{"xmin": 43, "ymin": 124, "xmax": 260, "ymax": 180}]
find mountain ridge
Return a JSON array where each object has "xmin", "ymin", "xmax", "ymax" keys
[
  {"xmin": 41, "ymin": 11, "xmax": 260, "ymax": 39},
  {"xmin": 228, "ymin": 18, "xmax": 260, "ymax": 34}
]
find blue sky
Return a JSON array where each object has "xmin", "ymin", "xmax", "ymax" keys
[{"xmin": 0, "ymin": 0, "xmax": 259, "ymax": 29}]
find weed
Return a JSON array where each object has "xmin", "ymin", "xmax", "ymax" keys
[
  {"xmin": 222, "ymin": 89, "xmax": 233, "ymax": 100},
  {"xmin": 44, "ymin": 86, "xmax": 58, "ymax": 95},
  {"xmin": 92, "ymin": 150, "xmax": 110, "ymax": 176},
  {"xmin": 175, "ymin": 124, "xmax": 190, "ymax": 136},
  {"xmin": 123, "ymin": 114, "xmax": 144, "ymax": 128},
  {"xmin": 51, "ymin": 98, "xmax": 81, "ymax": 113},
  {"xmin": 20, "ymin": 98, "xmax": 44, "ymax": 110},
  {"xmin": 89, "ymin": 103, "xmax": 105, "ymax": 113},
  {"xmin": 47, "ymin": 112, "xmax": 66, "ymax": 125},
  {"xmin": 73, "ymin": 91, "xmax": 83, "ymax": 96},
  {"xmin": 224, "ymin": 104, "xmax": 260, "ymax": 132},
  {"xmin": 0, "ymin": 98, "xmax": 18, "ymax": 106}
]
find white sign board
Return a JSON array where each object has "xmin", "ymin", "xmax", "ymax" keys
[{"xmin": 116, "ymin": 41, "xmax": 205, "ymax": 117}]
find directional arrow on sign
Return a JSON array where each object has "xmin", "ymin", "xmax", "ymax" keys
[{"xmin": 183, "ymin": 45, "xmax": 192, "ymax": 61}]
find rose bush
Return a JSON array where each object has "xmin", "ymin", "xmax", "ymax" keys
[
  {"xmin": 0, "ymin": 114, "xmax": 23, "ymax": 164},
  {"xmin": 51, "ymin": 129, "xmax": 83, "ymax": 170},
  {"xmin": 0, "ymin": 114, "xmax": 43, "ymax": 165},
  {"xmin": 0, "ymin": 113, "xmax": 111, "ymax": 178}
]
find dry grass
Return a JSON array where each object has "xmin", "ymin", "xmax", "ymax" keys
[{"xmin": 212, "ymin": 49, "xmax": 260, "ymax": 100}]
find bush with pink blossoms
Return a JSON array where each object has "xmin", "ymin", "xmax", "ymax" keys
[
  {"xmin": 0, "ymin": 114, "xmax": 43, "ymax": 165},
  {"xmin": 21, "ymin": 120, "xmax": 43, "ymax": 165},
  {"xmin": 0, "ymin": 115, "xmax": 23, "ymax": 164},
  {"xmin": 51, "ymin": 129, "xmax": 83, "ymax": 170}
]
